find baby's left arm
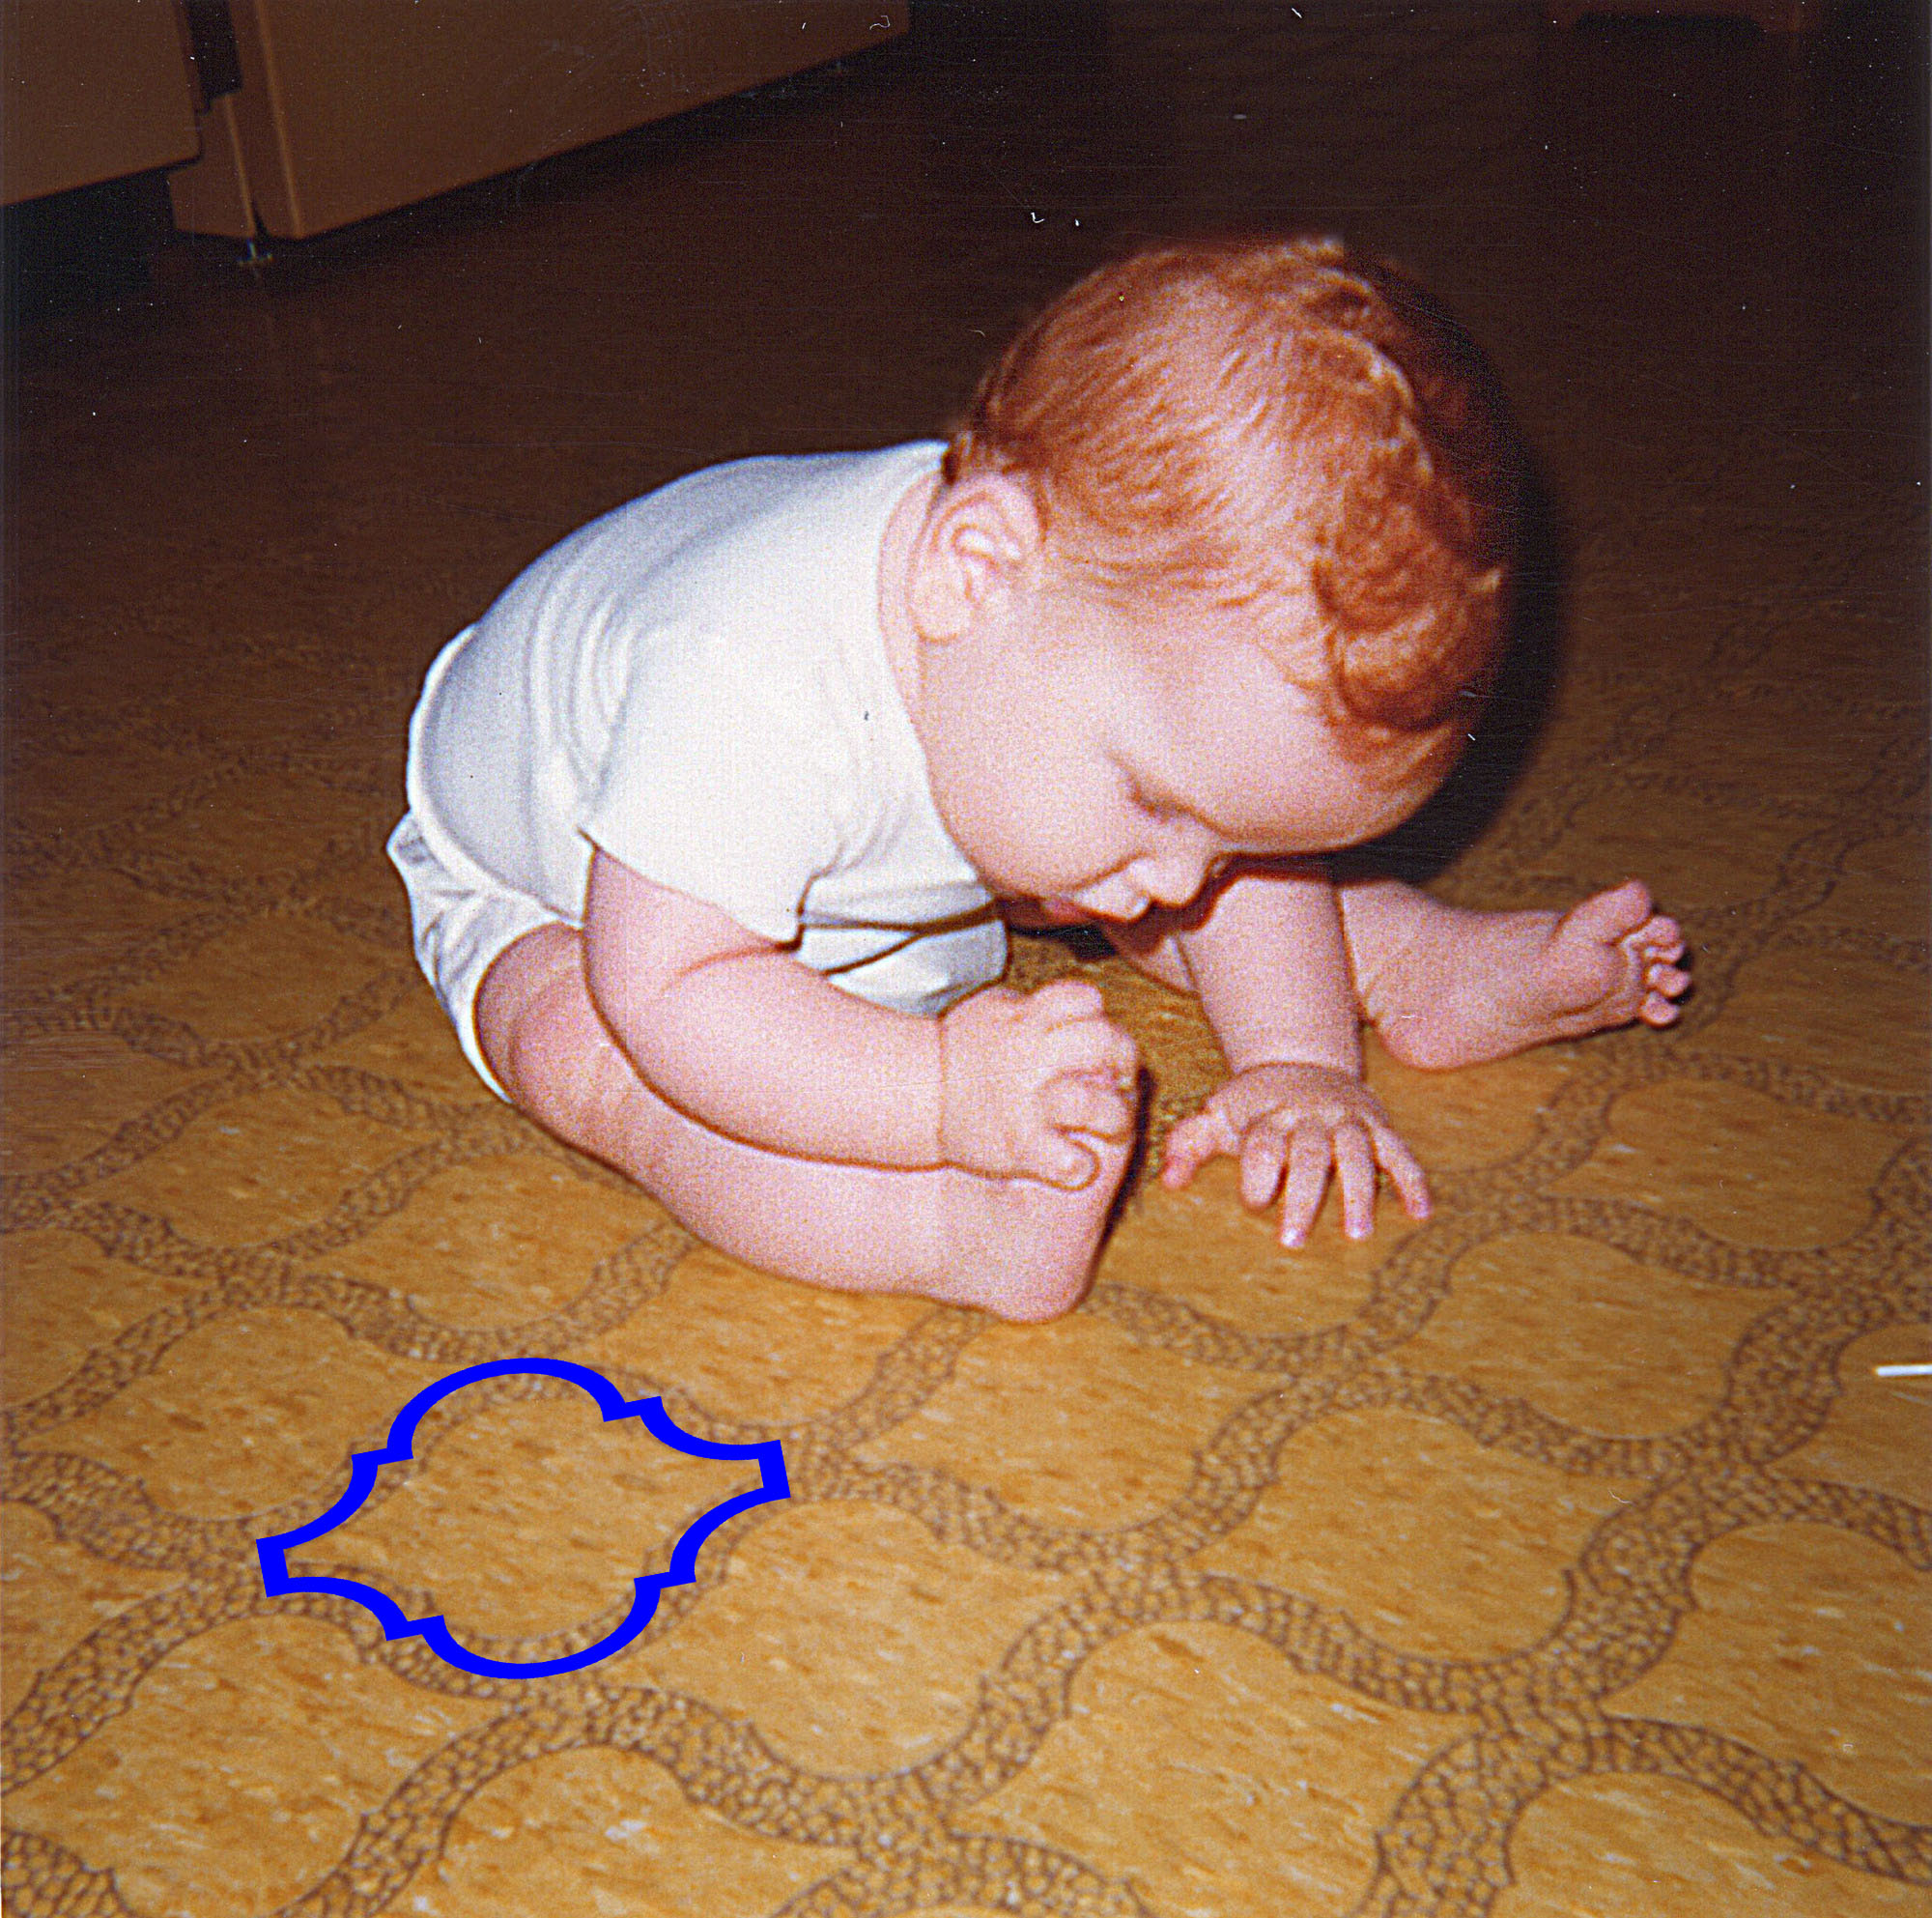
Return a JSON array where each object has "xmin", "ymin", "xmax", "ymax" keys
[{"xmin": 1122, "ymin": 861, "xmax": 1430, "ymax": 1246}]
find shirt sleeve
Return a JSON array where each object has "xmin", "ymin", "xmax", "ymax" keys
[{"xmin": 580, "ymin": 625, "xmax": 845, "ymax": 947}]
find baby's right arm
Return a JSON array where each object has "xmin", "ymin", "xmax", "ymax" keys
[{"xmin": 582, "ymin": 849, "xmax": 1137, "ymax": 1184}]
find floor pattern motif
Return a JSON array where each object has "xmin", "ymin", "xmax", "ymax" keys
[{"xmin": 5, "ymin": 6, "xmax": 1926, "ymax": 1914}]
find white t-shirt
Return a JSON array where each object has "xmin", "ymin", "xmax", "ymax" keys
[{"xmin": 404, "ymin": 442, "xmax": 1007, "ymax": 1015}]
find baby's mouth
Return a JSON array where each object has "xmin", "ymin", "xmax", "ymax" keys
[
  {"xmin": 1063, "ymin": 885, "xmax": 1152, "ymax": 925},
  {"xmin": 1034, "ymin": 896, "xmax": 1094, "ymax": 927}
]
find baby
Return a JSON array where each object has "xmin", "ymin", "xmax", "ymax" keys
[{"xmin": 389, "ymin": 237, "xmax": 1687, "ymax": 1321}]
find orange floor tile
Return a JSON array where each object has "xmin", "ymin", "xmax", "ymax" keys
[{"xmin": 5, "ymin": 6, "xmax": 1926, "ymax": 1914}]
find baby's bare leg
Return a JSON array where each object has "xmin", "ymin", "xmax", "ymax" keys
[
  {"xmin": 1337, "ymin": 877, "xmax": 1690, "ymax": 1071},
  {"xmin": 1101, "ymin": 875, "xmax": 1688, "ymax": 1072},
  {"xmin": 472, "ymin": 925, "xmax": 1127, "ymax": 1321}
]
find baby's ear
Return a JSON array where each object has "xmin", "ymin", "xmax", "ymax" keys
[{"xmin": 908, "ymin": 472, "xmax": 1044, "ymax": 639}]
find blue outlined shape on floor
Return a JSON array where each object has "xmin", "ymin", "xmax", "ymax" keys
[{"xmin": 255, "ymin": 1357, "xmax": 790, "ymax": 1679}]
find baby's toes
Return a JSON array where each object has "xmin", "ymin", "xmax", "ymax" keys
[
  {"xmin": 1563, "ymin": 880, "xmax": 1657, "ymax": 952},
  {"xmin": 1639, "ymin": 989, "xmax": 1683, "ymax": 1027},
  {"xmin": 1632, "ymin": 913, "xmax": 1685, "ymax": 965},
  {"xmin": 1647, "ymin": 959, "xmax": 1691, "ymax": 1000}
]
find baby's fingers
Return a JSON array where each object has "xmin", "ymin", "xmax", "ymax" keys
[
  {"xmin": 1040, "ymin": 1069, "xmax": 1136, "ymax": 1140},
  {"xmin": 1029, "ymin": 978, "xmax": 1108, "ymax": 1026},
  {"xmin": 1159, "ymin": 1106, "xmax": 1238, "ymax": 1188},
  {"xmin": 1272, "ymin": 1125, "xmax": 1332, "ymax": 1247},
  {"xmin": 1331, "ymin": 1124, "xmax": 1381, "ymax": 1240},
  {"xmin": 1018, "ymin": 1120, "xmax": 1098, "ymax": 1190},
  {"xmin": 1042, "ymin": 1012, "xmax": 1139, "ymax": 1090},
  {"xmin": 1373, "ymin": 1124, "xmax": 1433, "ymax": 1222}
]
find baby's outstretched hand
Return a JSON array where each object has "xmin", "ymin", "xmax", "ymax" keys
[
  {"xmin": 1160, "ymin": 1063, "xmax": 1431, "ymax": 1247},
  {"xmin": 939, "ymin": 980, "xmax": 1139, "ymax": 1187}
]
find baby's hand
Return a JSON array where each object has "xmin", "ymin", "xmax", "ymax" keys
[
  {"xmin": 1159, "ymin": 1062, "xmax": 1430, "ymax": 1247},
  {"xmin": 939, "ymin": 980, "xmax": 1139, "ymax": 1187}
]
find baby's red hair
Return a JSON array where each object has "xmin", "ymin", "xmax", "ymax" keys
[{"xmin": 945, "ymin": 237, "xmax": 1520, "ymax": 753}]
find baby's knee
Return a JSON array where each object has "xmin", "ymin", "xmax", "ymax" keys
[
  {"xmin": 475, "ymin": 926, "xmax": 595, "ymax": 1104},
  {"xmin": 982, "ymin": 1269, "xmax": 1092, "ymax": 1324}
]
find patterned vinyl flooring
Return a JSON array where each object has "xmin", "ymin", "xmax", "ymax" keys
[{"xmin": 4, "ymin": 6, "xmax": 1926, "ymax": 1913}]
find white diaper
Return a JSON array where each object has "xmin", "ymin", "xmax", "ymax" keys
[
  {"xmin": 386, "ymin": 809, "xmax": 555, "ymax": 1102},
  {"xmin": 388, "ymin": 808, "xmax": 1009, "ymax": 1104}
]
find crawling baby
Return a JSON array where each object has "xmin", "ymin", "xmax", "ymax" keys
[{"xmin": 389, "ymin": 236, "xmax": 1688, "ymax": 1320}]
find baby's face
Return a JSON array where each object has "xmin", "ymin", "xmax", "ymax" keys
[{"xmin": 920, "ymin": 583, "xmax": 1442, "ymax": 922}]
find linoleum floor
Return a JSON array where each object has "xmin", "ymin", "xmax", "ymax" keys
[{"xmin": 4, "ymin": 6, "xmax": 1927, "ymax": 1914}]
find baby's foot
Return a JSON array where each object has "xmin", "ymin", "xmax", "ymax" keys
[
  {"xmin": 1360, "ymin": 879, "xmax": 1690, "ymax": 1072},
  {"xmin": 929, "ymin": 1131, "xmax": 1134, "ymax": 1322}
]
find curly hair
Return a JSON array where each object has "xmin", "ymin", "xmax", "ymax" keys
[{"xmin": 944, "ymin": 237, "xmax": 1520, "ymax": 748}]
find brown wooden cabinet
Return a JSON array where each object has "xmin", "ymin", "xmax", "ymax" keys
[
  {"xmin": 167, "ymin": 0, "xmax": 907, "ymax": 241},
  {"xmin": 3, "ymin": 0, "xmax": 200, "ymax": 206}
]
